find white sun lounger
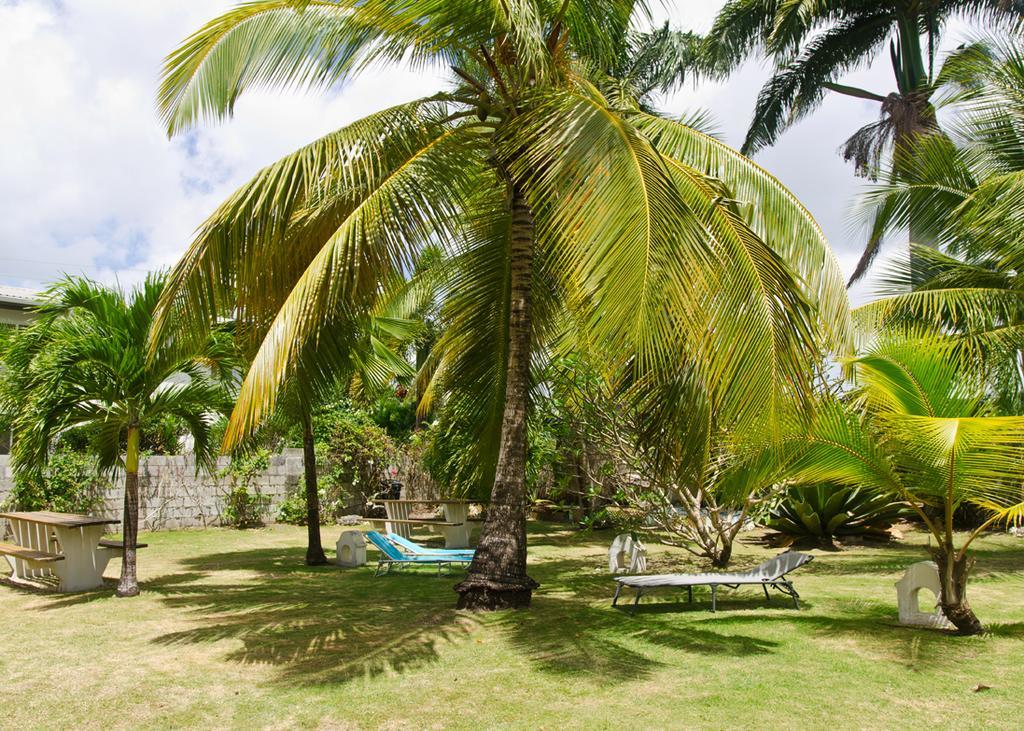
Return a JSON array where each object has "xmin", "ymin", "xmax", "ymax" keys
[{"xmin": 612, "ymin": 551, "xmax": 814, "ymax": 613}]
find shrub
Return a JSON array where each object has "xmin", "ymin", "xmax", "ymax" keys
[
  {"xmin": 368, "ymin": 394, "xmax": 416, "ymax": 441},
  {"xmin": 766, "ymin": 483, "xmax": 909, "ymax": 547},
  {"xmin": 318, "ymin": 409, "xmax": 394, "ymax": 515},
  {"xmin": 6, "ymin": 449, "xmax": 108, "ymax": 513},
  {"xmin": 276, "ymin": 407, "xmax": 394, "ymax": 525},
  {"xmin": 219, "ymin": 450, "xmax": 271, "ymax": 528}
]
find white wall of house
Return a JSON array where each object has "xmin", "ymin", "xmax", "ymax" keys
[{"xmin": 0, "ymin": 286, "xmax": 39, "ymax": 453}]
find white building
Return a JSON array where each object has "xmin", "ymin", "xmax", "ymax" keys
[
  {"xmin": 0, "ymin": 285, "xmax": 40, "ymax": 327},
  {"xmin": 1, "ymin": 286, "xmax": 40, "ymax": 453}
]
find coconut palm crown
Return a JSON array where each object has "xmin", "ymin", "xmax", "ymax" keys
[
  {"xmin": 705, "ymin": 0, "xmax": 1024, "ymax": 283},
  {"xmin": 155, "ymin": 0, "xmax": 849, "ymax": 610},
  {"xmin": 854, "ymin": 38, "xmax": 1024, "ymax": 410}
]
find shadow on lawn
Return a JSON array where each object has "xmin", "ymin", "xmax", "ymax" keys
[
  {"xmin": 15, "ymin": 526, "xmax": 1021, "ymax": 687},
  {"xmin": 140, "ymin": 547, "xmax": 475, "ymax": 685},
  {"xmin": 117, "ymin": 544, "xmax": 781, "ymax": 687}
]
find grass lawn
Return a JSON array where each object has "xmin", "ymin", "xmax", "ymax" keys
[{"xmin": 1, "ymin": 522, "xmax": 1022, "ymax": 729}]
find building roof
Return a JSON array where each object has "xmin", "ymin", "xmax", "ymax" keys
[{"xmin": 0, "ymin": 285, "xmax": 41, "ymax": 309}]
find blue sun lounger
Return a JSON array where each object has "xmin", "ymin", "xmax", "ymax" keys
[
  {"xmin": 386, "ymin": 532, "xmax": 475, "ymax": 560},
  {"xmin": 365, "ymin": 531, "xmax": 472, "ymax": 577}
]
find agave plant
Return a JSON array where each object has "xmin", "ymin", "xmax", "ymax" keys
[{"xmin": 767, "ymin": 483, "xmax": 909, "ymax": 547}]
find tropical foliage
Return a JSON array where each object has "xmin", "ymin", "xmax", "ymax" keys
[
  {"xmin": 4, "ymin": 448, "xmax": 109, "ymax": 515},
  {"xmin": 155, "ymin": 0, "xmax": 849, "ymax": 609},
  {"xmin": 704, "ymin": 0, "xmax": 1024, "ymax": 281},
  {"xmin": 0, "ymin": 276, "xmax": 235, "ymax": 596},
  {"xmin": 855, "ymin": 37, "xmax": 1024, "ymax": 411},
  {"xmin": 766, "ymin": 483, "xmax": 908, "ymax": 547},
  {"xmin": 750, "ymin": 334, "xmax": 1024, "ymax": 634}
]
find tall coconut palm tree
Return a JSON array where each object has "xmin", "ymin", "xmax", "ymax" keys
[
  {"xmin": 154, "ymin": 0, "xmax": 849, "ymax": 610},
  {"xmin": 0, "ymin": 275, "xmax": 234, "ymax": 596},
  {"xmin": 854, "ymin": 38, "xmax": 1024, "ymax": 409},
  {"xmin": 762, "ymin": 333, "xmax": 1024, "ymax": 635},
  {"xmin": 705, "ymin": 0, "xmax": 1023, "ymax": 283}
]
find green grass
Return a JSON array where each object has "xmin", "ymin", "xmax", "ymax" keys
[{"xmin": 2, "ymin": 523, "xmax": 1023, "ymax": 729}]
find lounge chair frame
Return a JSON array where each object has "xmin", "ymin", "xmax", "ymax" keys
[
  {"xmin": 373, "ymin": 556, "xmax": 471, "ymax": 577},
  {"xmin": 366, "ymin": 531, "xmax": 472, "ymax": 577},
  {"xmin": 385, "ymin": 532, "xmax": 475, "ymax": 559},
  {"xmin": 612, "ymin": 552, "xmax": 813, "ymax": 614}
]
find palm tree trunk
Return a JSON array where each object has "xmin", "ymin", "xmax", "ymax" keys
[
  {"xmin": 303, "ymin": 413, "xmax": 327, "ymax": 565},
  {"xmin": 932, "ymin": 546, "xmax": 984, "ymax": 635},
  {"xmin": 455, "ymin": 185, "xmax": 539, "ymax": 610},
  {"xmin": 116, "ymin": 424, "xmax": 141, "ymax": 597}
]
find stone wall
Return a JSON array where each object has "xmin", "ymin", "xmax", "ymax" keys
[{"xmin": 0, "ymin": 449, "xmax": 305, "ymax": 531}]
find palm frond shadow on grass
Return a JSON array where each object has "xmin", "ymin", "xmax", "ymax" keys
[
  {"xmin": 94, "ymin": 543, "xmax": 786, "ymax": 686},
  {"xmin": 140, "ymin": 548, "xmax": 475, "ymax": 685}
]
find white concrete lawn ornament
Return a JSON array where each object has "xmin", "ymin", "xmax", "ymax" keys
[
  {"xmin": 335, "ymin": 530, "xmax": 367, "ymax": 568},
  {"xmin": 895, "ymin": 561, "xmax": 953, "ymax": 629},
  {"xmin": 608, "ymin": 534, "xmax": 647, "ymax": 574}
]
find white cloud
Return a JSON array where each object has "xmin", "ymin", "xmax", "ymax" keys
[
  {"xmin": 0, "ymin": 1, "xmax": 979, "ymax": 306},
  {"xmin": 0, "ymin": 0, "xmax": 443, "ymax": 290}
]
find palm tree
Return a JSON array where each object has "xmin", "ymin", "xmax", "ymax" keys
[
  {"xmin": 0, "ymin": 276, "xmax": 234, "ymax": 597},
  {"xmin": 705, "ymin": 0, "xmax": 1023, "ymax": 282},
  {"xmin": 273, "ymin": 293, "xmax": 419, "ymax": 565},
  {"xmin": 154, "ymin": 0, "xmax": 849, "ymax": 610},
  {"xmin": 854, "ymin": 38, "xmax": 1024, "ymax": 409},
  {"xmin": 762, "ymin": 334, "xmax": 1024, "ymax": 634}
]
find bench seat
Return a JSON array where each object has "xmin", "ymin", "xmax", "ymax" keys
[
  {"xmin": 0, "ymin": 541, "xmax": 65, "ymax": 563},
  {"xmin": 367, "ymin": 518, "xmax": 463, "ymax": 527},
  {"xmin": 97, "ymin": 539, "xmax": 148, "ymax": 549}
]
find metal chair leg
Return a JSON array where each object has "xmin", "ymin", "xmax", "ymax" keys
[
  {"xmin": 788, "ymin": 582, "xmax": 801, "ymax": 610},
  {"xmin": 612, "ymin": 584, "xmax": 622, "ymax": 607},
  {"xmin": 687, "ymin": 585, "xmax": 693, "ymax": 603},
  {"xmin": 710, "ymin": 585, "xmax": 717, "ymax": 612},
  {"xmin": 763, "ymin": 584, "xmax": 770, "ymax": 601},
  {"xmin": 630, "ymin": 590, "xmax": 643, "ymax": 614}
]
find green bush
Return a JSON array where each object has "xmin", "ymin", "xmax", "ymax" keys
[
  {"xmin": 276, "ymin": 490, "xmax": 310, "ymax": 525},
  {"xmin": 6, "ymin": 450, "xmax": 108, "ymax": 514},
  {"xmin": 219, "ymin": 450, "xmax": 271, "ymax": 528},
  {"xmin": 276, "ymin": 407, "xmax": 394, "ymax": 525},
  {"xmin": 766, "ymin": 483, "xmax": 909, "ymax": 546},
  {"xmin": 318, "ymin": 409, "xmax": 394, "ymax": 514},
  {"xmin": 368, "ymin": 394, "xmax": 416, "ymax": 441}
]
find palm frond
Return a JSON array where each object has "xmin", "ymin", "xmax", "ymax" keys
[{"xmin": 633, "ymin": 111, "xmax": 851, "ymax": 352}]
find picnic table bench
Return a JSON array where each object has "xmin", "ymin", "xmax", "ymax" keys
[{"xmin": 0, "ymin": 511, "xmax": 124, "ymax": 592}]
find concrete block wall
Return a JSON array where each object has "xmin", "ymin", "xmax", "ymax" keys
[{"xmin": 0, "ymin": 449, "xmax": 306, "ymax": 531}]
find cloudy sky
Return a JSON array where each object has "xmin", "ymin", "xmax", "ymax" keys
[{"xmin": 0, "ymin": 1, "xmax": 974, "ymax": 304}]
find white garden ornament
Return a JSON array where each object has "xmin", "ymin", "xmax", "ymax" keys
[
  {"xmin": 608, "ymin": 533, "xmax": 647, "ymax": 574},
  {"xmin": 895, "ymin": 561, "xmax": 953, "ymax": 629},
  {"xmin": 335, "ymin": 530, "xmax": 367, "ymax": 568}
]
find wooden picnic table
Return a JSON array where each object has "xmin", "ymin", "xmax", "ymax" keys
[
  {"xmin": 379, "ymin": 499, "xmax": 485, "ymax": 549},
  {"xmin": 0, "ymin": 511, "xmax": 121, "ymax": 592}
]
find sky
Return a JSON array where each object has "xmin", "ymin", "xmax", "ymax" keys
[{"xmin": 0, "ymin": 1, "xmax": 974, "ymax": 305}]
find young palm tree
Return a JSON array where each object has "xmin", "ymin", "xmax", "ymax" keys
[
  {"xmin": 155, "ymin": 0, "xmax": 849, "ymax": 610},
  {"xmin": 767, "ymin": 334, "xmax": 1024, "ymax": 634},
  {"xmin": 0, "ymin": 276, "xmax": 234, "ymax": 597},
  {"xmin": 705, "ymin": 0, "xmax": 1023, "ymax": 282},
  {"xmin": 854, "ymin": 38, "xmax": 1024, "ymax": 409},
  {"xmin": 270, "ymin": 297, "xmax": 418, "ymax": 565}
]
